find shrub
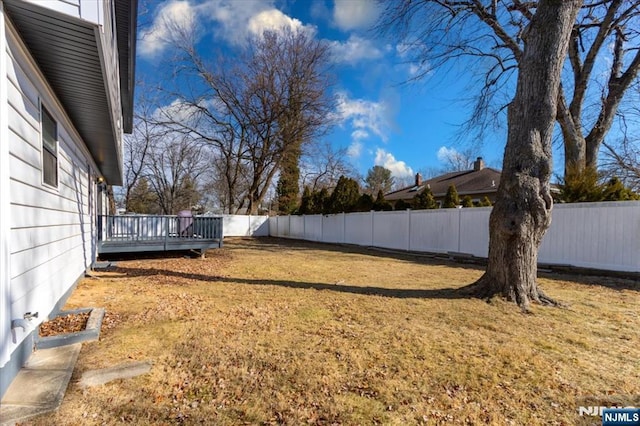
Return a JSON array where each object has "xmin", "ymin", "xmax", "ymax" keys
[
  {"xmin": 479, "ymin": 196, "xmax": 493, "ymax": 207},
  {"xmin": 373, "ymin": 190, "xmax": 393, "ymax": 211},
  {"xmin": 394, "ymin": 199, "xmax": 411, "ymax": 210},
  {"xmin": 461, "ymin": 195, "xmax": 474, "ymax": 207},
  {"xmin": 442, "ymin": 185, "xmax": 460, "ymax": 208},
  {"xmin": 558, "ymin": 167, "xmax": 640, "ymax": 202},
  {"xmin": 412, "ymin": 188, "xmax": 438, "ymax": 210},
  {"xmin": 354, "ymin": 193, "xmax": 374, "ymax": 212}
]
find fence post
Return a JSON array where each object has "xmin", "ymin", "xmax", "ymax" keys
[
  {"xmin": 164, "ymin": 216, "xmax": 169, "ymax": 251},
  {"xmin": 457, "ymin": 207, "xmax": 462, "ymax": 253},
  {"xmin": 342, "ymin": 212, "xmax": 346, "ymax": 244},
  {"xmin": 407, "ymin": 209, "xmax": 412, "ymax": 252},
  {"xmin": 371, "ymin": 210, "xmax": 375, "ymax": 247}
]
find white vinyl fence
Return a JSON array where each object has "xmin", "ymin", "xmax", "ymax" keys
[
  {"xmin": 221, "ymin": 215, "xmax": 269, "ymax": 237},
  {"xmin": 268, "ymin": 201, "xmax": 640, "ymax": 273}
]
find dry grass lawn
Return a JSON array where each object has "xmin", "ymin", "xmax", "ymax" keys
[{"xmin": 21, "ymin": 238, "xmax": 639, "ymax": 425}]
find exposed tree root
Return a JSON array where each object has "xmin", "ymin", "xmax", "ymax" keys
[{"xmin": 459, "ymin": 274, "xmax": 565, "ymax": 311}]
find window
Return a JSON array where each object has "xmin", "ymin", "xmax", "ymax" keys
[{"xmin": 41, "ymin": 106, "xmax": 58, "ymax": 187}]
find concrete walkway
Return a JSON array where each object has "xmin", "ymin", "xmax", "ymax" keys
[{"xmin": 0, "ymin": 344, "xmax": 81, "ymax": 426}]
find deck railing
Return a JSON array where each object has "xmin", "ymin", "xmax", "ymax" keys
[{"xmin": 98, "ymin": 215, "xmax": 223, "ymax": 243}]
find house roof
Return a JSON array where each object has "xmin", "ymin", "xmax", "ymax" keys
[
  {"xmin": 3, "ymin": 0, "xmax": 137, "ymax": 185},
  {"xmin": 386, "ymin": 167, "xmax": 502, "ymax": 201}
]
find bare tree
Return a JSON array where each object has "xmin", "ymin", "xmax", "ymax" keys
[
  {"xmin": 381, "ymin": 0, "xmax": 582, "ymax": 309},
  {"xmin": 145, "ymin": 134, "xmax": 208, "ymax": 214},
  {"xmin": 151, "ymin": 19, "xmax": 334, "ymax": 214},
  {"xmin": 119, "ymin": 86, "xmax": 163, "ymax": 212},
  {"xmin": 300, "ymin": 141, "xmax": 356, "ymax": 191},
  {"xmin": 381, "ymin": 1, "xmax": 640, "ymax": 180},
  {"xmin": 600, "ymin": 98, "xmax": 640, "ymax": 192},
  {"xmin": 602, "ymin": 139, "xmax": 640, "ymax": 192},
  {"xmin": 437, "ymin": 147, "xmax": 476, "ymax": 172},
  {"xmin": 466, "ymin": 0, "xmax": 582, "ymax": 310}
]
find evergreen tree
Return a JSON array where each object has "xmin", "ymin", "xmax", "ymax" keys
[
  {"xmin": 298, "ymin": 186, "xmax": 314, "ymax": 215},
  {"xmin": 461, "ymin": 195, "xmax": 474, "ymax": 207},
  {"xmin": 354, "ymin": 193, "xmax": 374, "ymax": 212},
  {"xmin": 602, "ymin": 177, "xmax": 640, "ymax": 201},
  {"xmin": 365, "ymin": 166, "xmax": 394, "ymax": 195},
  {"xmin": 558, "ymin": 166, "xmax": 603, "ymax": 203},
  {"xmin": 127, "ymin": 177, "xmax": 159, "ymax": 214},
  {"xmin": 479, "ymin": 196, "xmax": 493, "ymax": 207},
  {"xmin": 311, "ymin": 188, "xmax": 330, "ymax": 214},
  {"xmin": 394, "ymin": 199, "xmax": 411, "ymax": 210},
  {"xmin": 329, "ymin": 176, "xmax": 360, "ymax": 213},
  {"xmin": 373, "ymin": 189, "xmax": 393, "ymax": 211},
  {"xmin": 559, "ymin": 168, "xmax": 640, "ymax": 203},
  {"xmin": 276, "ymin": 146, "xmax": 302, "ymax": 214},
  {"xmin": 412, "ymin": 187, "xmax": 438, "ymax": 210},
  {"xmin": 442, "ymin": 185, "xmax": 460, "ymax": 208}
]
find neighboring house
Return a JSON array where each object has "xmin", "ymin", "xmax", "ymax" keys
[
  {"xmin": 386, "ymin": 157, "xmax": 501, "ymax": 207},
  {"xmin": 0, "ymin": 0, "xmax": 136, "ymax": 397}
]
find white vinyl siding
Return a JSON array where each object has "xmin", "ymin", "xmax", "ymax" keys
[{"xmin": 4, "ymin": 20, "xmax": 98, "ymax": 351}]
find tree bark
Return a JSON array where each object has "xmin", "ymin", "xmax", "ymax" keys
[{"xmin": 465, "ymin": 0, "xmax": 582, "ymax": 310}]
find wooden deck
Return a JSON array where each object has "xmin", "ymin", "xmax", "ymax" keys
[{"xmin": 98, "ymin": 215, "xmax": 223, "ymax": 255}]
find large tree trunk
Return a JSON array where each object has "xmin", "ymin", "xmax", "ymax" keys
[{"xmin": 465, "ymin": 0, "xmax": 582, "ymax": 310}]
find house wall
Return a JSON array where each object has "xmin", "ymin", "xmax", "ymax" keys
[
  {"xmin": 269, "ymin": 201, "xmax": 640, "ymax": 273},
  {"xmin": 0, "ymin": 1, "xmax": 11, "ymax": 380},
  {"xmin": 19, "ymin": 0, "xmax": 123, "ymax": 159},
  {"xmin": 1, "ymin": 16, "xmax": 101, "ymax": 395}
]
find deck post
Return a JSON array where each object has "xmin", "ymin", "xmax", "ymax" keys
[{"xmin": 164, "ymin": 216, "xmax": 168, "ymax": 251}]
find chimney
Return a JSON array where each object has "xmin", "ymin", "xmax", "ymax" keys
[
  {"xmin": 473, "ymin": 157, "xmax": 485, "ymax": 171},
  {"xmin": 415, "ymin": 173, "xmax": 422, "ymax": 186}
]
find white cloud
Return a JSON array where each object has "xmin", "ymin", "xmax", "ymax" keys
[
  {"xmin": 351, "ymin": 129, "xmax": 369, "ymax": 141},
  {"xmin": 333, "ymin": 0, "xmax": 380, "ymax": 31},
  {"xmin": 248, "ymin": 9, "xmax": 318, "ymax": 39},
  {"xmin": 334, "ymin": 92, "xmax": 391, "ymax": 143},
  {"xmin": 199, "ymin": 0, "xmax": 275, "ymax": 45},
  {"xmin": 347, "ymin": 140, "xmax": 363, "ymax": 158},
  {"xmin": 329, "ymin": 35, "xmax": 383, "ymax": 65},
  {"xmin": 140, "ymin": 0, "xmax": 315, "ymax": 56},
  {"xmin": 139, "ymin": 0, "xmax": 197, "ymax": 58},
  {"xmin": 374, "ymin": 149, "xmax": 414, "ymax": 179}
]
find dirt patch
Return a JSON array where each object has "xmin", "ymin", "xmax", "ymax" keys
[{"xmin": 39, "ymin": 312, "xmax": 90, "ymax": 337}]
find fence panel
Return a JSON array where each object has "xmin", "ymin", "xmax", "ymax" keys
[
  {"xmin": 221, "ymin": 215, "xmax": 269, "ymax": 237},
  {"xmin": 267, "ymin": 202, "xmax": 640, "ymax": 272},
  {"xmin": 372, "ymin": 211, "xmax": 409, "ymax": 250},
  {"xmin": 539, "ymin": 202, "xmax": 640, "ymax": 271},
  {"xmin": 409, "ymin": 209, "xmax": 459, "ymax": 253},
  {"xmin": 289, "ymin": 216, "xmax": 305, "ymax": 239},
  {"xmin": 459, "ymin": 208, "xmax": 491, "ymax": 256},
  {"xmin": 304, "ymin": 215, "xmax": 323, "ymax": 241},
  {"xmin": 321, "ymin": 214, "xmax": 344, "ymax": 243},
  {"xmin": 344, "ymin": 212, "xmax": 373, "ymax": 246}
]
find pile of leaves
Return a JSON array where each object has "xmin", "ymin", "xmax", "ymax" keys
[{"xmin": 39, "ymin": 312, "xmax": 90, "ymax": 337}]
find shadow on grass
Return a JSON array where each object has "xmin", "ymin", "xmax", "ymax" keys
[
  {"xmin": 242, "ymin": 237, "xmax": 640, "ymax": 292},
  {"xmin": 114, "ymin": 265, "xmax": 470, "ymax": 300},
  {"xmin": 103, "ymin": 238, "xmax": 639, "ymax": 294}
]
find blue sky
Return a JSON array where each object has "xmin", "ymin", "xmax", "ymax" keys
[{"xmin": 136, "ymin": 0, "xmax": 513, "ymax": 182}]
